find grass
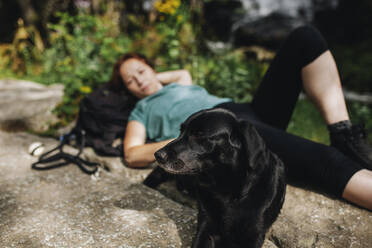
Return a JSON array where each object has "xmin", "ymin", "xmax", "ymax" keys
[
  {"xmin": 288, "ymin": 98, "xmax": 372, "ymax": 145},
  {"xmin": 287, "ymin": 98, "xmax": 330, "ymax": 145}
]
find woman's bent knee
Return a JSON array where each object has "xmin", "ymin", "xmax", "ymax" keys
[
  {"xmin": 287, "ymin": 25, "xmax": 329, "ymax": 66},
  {"xmin": 342, "ymin": 169, "xmax": 372, "ymax": 210}
]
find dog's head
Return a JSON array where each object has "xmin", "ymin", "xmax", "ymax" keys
[{"xmin": 154, "ymin": 108, "xmax": 266, "ymax": 176}]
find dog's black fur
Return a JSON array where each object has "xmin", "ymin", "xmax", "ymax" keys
[{"xmin": 146, "ymin": 108, "xmax": 286, "ymax": 248}]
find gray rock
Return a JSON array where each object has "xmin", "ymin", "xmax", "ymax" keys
[
  {"xmin": 269, "ymin": 186, "xmax": 372, "ymax": 247},
  {"xmin": 236, "ymin": 0, "xmax": 338, "ymax": 28},
  {"xmin": 148, "ymin": 167, "xmax": 372, "ymax": 247},
  {"xmin": 202, "ymin": 0, "xmax": 339, "ymax": 46},
  {"xmin": 0, "ymin": 130, "xmax": 196, "ymax": 247},
  {"xmin": 0, "ymin": 130, "xmax": 370, "ymax": 247},
  {"xmin": 0, "ymin": 79, "xmax": 63, "ymax": 132}
]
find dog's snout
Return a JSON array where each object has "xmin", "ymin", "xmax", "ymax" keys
[{"xmin": 154, "ymin": 149, "xmax": 169, "ymax": 164}]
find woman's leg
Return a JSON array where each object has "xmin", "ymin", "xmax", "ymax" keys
[
  {"xmin": 343, "ymin": 169, "xmax": 372, "ymax": 209},
  {"xmin": 302, "ymin": 50, "xmax": 372, "ymax": 170},
  {"xmin": 218, "ymin": 101, "xmax": 372, "ymax": 209},
  {"xmin": 247, "ymin": 25, "xmax": 372, "ymax": 209},
  {"xmin": 249, "ymin": 120, "xmax": 372, "ymax": 210},
  {"xmin": 251, "ymin": 24, "xmax": 349, "ymax": 127},
  {"xmin": 251, "ymin": 25, "xmax": 329, "ymax": 129},
  {"xmin": 251, "ymin": 25, "xmax": 372, "ymax": 170},
  {"xmin": 301, "ymin": 51, "xmax": 349, "ymax": 125}
]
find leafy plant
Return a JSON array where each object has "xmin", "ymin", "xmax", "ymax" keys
[
  {"xmin": 0, "ymin": 3, "xmax": 267, "ymax": 128},
  {"xmin": 0, "ymin": 19, "xmax": 44, "ymax": 75},
  {"xmin": 131, "ymin": 0, "xmax": 196, "ymax": 71},
  {"xmin": 332, "ymin": 40, "xmax": 372, "ymax": 92},
  {"xmin": 132, "ymin": 1, "xmax": 265, "ymax": 102},
  {"xmin": 38, "ymin": 12, "xmax": 132, "ymax": 123},
  {"xmin": 191, "ymin": 50, "xmax": 266, "ymax": 103},
  {"xmin": 348, "ymin": 101, "xmax": 372, "ymax": 143}
]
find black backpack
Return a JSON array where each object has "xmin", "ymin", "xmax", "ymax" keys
[{"xmin": 31, "ymin": 84, "xmax": 137, "ymax": 174}]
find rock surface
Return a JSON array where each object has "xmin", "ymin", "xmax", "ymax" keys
[
  {"xmin": 0, "ymin": 130, "xmax": 371, "ymax": 247},
  {"xmin": 0, "ymin": 131, "xmax": 196, "ymax": 247},
  {"xmin": 270, "ymin": 187, "xmax": 372, "ymax": 247},
  {"xmin": 0, "ymin": 79, "xmax": 63, "ymax": 132},
  {"xmin": 202, "ymin": 0, "xmax": 340, "ymax": 47},
  {"xmin": 156, "ymin": 181, "xmax": 372, "ymax": 248}
]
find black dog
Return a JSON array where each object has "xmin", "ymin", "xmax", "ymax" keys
[{"xmin": 150, "ymin": 108, "xmax": 286, "ymax": 248}]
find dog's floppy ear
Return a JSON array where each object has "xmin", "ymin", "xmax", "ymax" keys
[
  {"xmin": 238, "ymin": 120, "xmax": 268, "ymax": 170},
  {"xmin": 228, "ymin": 125, "xmax": 243, "ymax": 149}
]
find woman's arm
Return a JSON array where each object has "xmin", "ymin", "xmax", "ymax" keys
[
  {"xmin": 123, "ymin": 120, "xmax": 174, "ymax": 168},
  {"xmin": 156, "ymin": 69, "xmax": 192, "ymax": 85}
]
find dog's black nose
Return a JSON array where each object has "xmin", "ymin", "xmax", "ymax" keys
[{"xmin": 154, "ymin": 150, "xmax": 168, "ymax": 164}]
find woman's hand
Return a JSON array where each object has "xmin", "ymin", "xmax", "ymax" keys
[
  {"xmin": 123, "ymin": 120, "xmax": 174, "ymax": 168},
  {"xmin": 156, "ymin": 69, "xmax": 192, "ymax": 86}
]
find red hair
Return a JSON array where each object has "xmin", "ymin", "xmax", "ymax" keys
[{"xmin": 108, "ymin": 53, "xmax": 154, "ymax": 92}]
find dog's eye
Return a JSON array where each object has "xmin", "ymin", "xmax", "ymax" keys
[
  {"xmin": 189, "ymin": 131, "xmax": 207, "ymax": 142},
  {"xmin": 208, "ymin": 133, "xmax": 227, "ymax": 142},
  {"xmin": 193, "ymin": 131, "xmax": 205, "ymax": 137}
]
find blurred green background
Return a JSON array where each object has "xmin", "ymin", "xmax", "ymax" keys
[{"xmin": 0, "ymin": 0, "xmax": 371, "ymax": 144}]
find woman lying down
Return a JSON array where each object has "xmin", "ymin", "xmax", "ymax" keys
[{"xmin": 107, "ymin": 26, "xmax": 372, "ymax": 211}]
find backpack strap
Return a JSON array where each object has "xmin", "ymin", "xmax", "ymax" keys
[{"xmin": 31, "ymin": 130, "xmax": 100, "ymax": 175}]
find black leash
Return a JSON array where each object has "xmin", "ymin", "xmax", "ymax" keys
[{"xmin": 31, "ymin": 130, "xmax": 100, "ymax": 175}]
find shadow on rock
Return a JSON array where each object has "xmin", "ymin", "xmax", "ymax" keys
[{"xmin": 114, "ymin": 184, "xmax": 197, "ymax": 248}]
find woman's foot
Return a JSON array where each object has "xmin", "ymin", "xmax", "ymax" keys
[{"xmin": 329, "ymin": 121, "xmax": 372, "ymax": 171}]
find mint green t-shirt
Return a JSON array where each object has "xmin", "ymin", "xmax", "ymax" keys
[{"xmin": 128, "ymin": 83, "xmax": 231, "ymax": 142}]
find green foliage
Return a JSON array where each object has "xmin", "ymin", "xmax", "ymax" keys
[
  {"xmin": 287, "ymin": 99, "xmax": 329, "ymax": 145},
  {"xmin": 287, "ymin": 99, "xmax": 372, "ymax": 145},
  {"xmin": 332, "ymin": 40, "xmax": 372, "ymax": 92},
  {"xmin": 38, "ymin": 12, "xmax": 132, "ymax": 123},
  {"xmin": 131, "ymin": 2, "xmax": 197, "ymax": 71},
  {"xmin": 0, "ymin": 6, "xmax": 265, "ymax": 126},
  {"xmin": 0, "ymin": 19, "xmax": 44, "ymax": 76},
  {"xmin": 191, "ymin": 51, "xmax": 265, "ymax": 103},
  {"xmin": 348, "ymin": 101, "xmax": 372, "ymax": 144},
  {"xmin": 129, "ymin": 2, "xmax": 265, "ymax": 102}
]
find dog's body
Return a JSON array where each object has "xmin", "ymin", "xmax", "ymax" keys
[{"xmin": 148, "ymin": 108, "xmax": 286, "ymax": 248}]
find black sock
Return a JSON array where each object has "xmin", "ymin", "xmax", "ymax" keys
[{"xmin": 327, "ymin": 120, "xmax": 352, "ymax": 133}]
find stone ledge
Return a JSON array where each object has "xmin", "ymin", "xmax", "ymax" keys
[
  {"xmin": 0, "ymin": 79, "xmax": 63, "ymax": 132},
  {"xmin": 0, "ymin": 130, "xmax": 371, "ymax": 247}
]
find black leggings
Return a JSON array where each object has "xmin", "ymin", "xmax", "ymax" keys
[{"xmin": 217, "ymin": 25, "xmax": 361, "ymax": 198}]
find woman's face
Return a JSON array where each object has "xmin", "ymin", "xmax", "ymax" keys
[{"xmin": 120, "ymin": 58, "xmax": 162, "ymax": 99}]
